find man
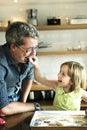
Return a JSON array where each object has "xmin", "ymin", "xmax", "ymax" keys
[{"xmin": 0, "ymin": 21, "xmax": 40, "ymax": 116}]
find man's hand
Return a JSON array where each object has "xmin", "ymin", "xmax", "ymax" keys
[
  {"xmin": 0, "ymin": 118, "xmax": 6, "ymax": 125},
  {"xmin": 29, "ymin": 56, "xmax": 38, "ymax": 68}
]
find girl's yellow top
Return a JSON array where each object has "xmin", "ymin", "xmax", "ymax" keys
[{"xmin": 53, "ymin": 86, "xmax": 84, "ymax": 110}]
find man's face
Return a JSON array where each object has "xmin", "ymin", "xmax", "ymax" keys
[{"xmin": 10, "ymin": 37, "xmax": 38, "ymax": 64}]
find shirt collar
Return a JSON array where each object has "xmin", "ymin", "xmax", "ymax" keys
[{"xmin": 4, "ymin": 44, "xmax": 16, "ymax": 65}]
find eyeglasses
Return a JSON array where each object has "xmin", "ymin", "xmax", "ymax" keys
[{"xmin": 17, "ymin": 45, "xmax": 38, "ymax": 54}]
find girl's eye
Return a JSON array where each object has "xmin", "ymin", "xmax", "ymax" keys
[
  {"xmin": 62, "ymin": 73, "xmax": 65, "ymax": 76},
  {"xmin": 59, "ymin": 70, "xmax": 61, "ymax": 73}
]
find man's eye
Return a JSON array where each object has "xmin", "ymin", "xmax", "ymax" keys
[{"xmin": 26, "ymin": 49, "xmax": 31, "ymax": 53}]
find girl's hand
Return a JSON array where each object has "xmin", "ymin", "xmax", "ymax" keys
[{"xmin": 29, "ymin": 56, "xmax": 38, "ymax": 68}]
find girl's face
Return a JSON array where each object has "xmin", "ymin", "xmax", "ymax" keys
[{"xmin": 57, "ymin": 65, "xmax": 72, "ymax": 88}]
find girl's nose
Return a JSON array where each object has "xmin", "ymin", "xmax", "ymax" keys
[{"xmin": 58, "ymin": 73, "xmax": 61, "ymax": 78}]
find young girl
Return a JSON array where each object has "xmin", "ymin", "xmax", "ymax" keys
[{"xmin": 30, "ymin": 56, "xmax": 87, "ymax": 110}]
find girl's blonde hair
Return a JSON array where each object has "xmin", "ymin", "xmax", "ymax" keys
[{"xmin": 61, "ymin": 61, "xmax": 87, "ymax": 91}]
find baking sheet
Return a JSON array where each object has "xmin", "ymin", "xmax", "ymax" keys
[{"xmin": 30, "ymin": 111, "xmax": 87, "ymax": 127}]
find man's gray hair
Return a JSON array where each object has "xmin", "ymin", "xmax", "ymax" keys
[{"xmin": 6, "ymin": 21, "xmax": 39, "ymax": 46}]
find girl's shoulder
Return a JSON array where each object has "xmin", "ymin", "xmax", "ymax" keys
[{"xmin": 73, "ymin": 88, "xmax": 85, "ymax": 95}]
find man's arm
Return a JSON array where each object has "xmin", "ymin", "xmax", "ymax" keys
[
  {"xmin": 21, "ymin": 79, "xmax": 33, "ymax": 102},
  {"xmin": 0, "ymin": 101, "xmax": 35, "ymax": 116}
]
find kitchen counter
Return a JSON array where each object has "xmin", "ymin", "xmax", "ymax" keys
[
  {"xmin": 31, "ymin": 83, "xmax": 87, "ymax": 110},
  {"xmin": 31, "ymin": 83, "xmax": 54, "ymax": 91}
]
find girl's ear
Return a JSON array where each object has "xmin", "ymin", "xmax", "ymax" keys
[{"xmin": 70, "ymin": 79, "xmax": 73, "ymax": 86}]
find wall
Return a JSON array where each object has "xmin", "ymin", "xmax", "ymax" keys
[
  {"xmin": 0, "ymin": 0, "xmax": 87, "ymax": 25},
  {"xmin": 0, "ymin": 0, "xmax": 87, "ymax": 79},
  {"xmin": 38, "ymin": 54, "xmax": 87, "ymax": 80},
  {"xmin": 38, "ymin": 30, "xmax": 87, "ymax": 79}
]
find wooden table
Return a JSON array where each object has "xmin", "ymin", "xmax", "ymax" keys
[
  {"xmin": 0, "ymin": 112, "xmax": 34, "ymax": 130},
  {"xmin": 30, "ymin": 127, "xmax": 87, "ymax": 130},
  {"xmin": 0, "ymin": 110, "xmax": 87, "ymax": 130}
]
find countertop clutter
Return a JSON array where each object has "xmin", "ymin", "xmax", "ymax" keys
[
  {"xmin": 70, "ymin": 15, "xmax": 87, "ymax": 24},
  {"xmin": 47, "ymin": 17, "xmax": 61, "ymax": 25},
  {"xmin": 30, "ymin": 111, "xmax": 87, "ymax": 128}
]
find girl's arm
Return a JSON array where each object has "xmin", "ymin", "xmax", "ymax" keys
[
  {"xmin": 29, "ymin": 56, "xmax": 58, "ymax": 90},
  {"xmin": 82, "ymin": 89, "xmax": 87, "ymax": 102}
]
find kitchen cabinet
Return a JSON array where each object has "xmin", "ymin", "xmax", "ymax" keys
[{"xmin": 29, "ymin": 83, "xmax": 55, "ymax": 102}]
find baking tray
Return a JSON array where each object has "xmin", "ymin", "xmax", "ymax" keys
[{"xmin": 30, "ymin": 110, "xmax": 87, "ymax": 127}]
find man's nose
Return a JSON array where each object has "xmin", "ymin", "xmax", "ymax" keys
[{"xmin": 30, "ymin": 49, "xmax": 36, "ymax": 56}]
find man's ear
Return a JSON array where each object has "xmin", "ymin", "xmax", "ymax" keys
[{"xmin": 10, "ymin": 43, "xmax": 16, "ymax": 50}]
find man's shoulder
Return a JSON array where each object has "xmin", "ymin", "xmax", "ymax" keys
[
  {"xmin": 0, "ymin": 45, "xmax": 6, "ymax": 63},
  {"xmin": 0, "ymin": 45, "xmax": 4, "ymax": 56}
]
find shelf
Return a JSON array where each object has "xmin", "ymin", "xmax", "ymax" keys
[
  {"xmin": 1, "ymin": 24, "xmax": 87, "ymax": 32},
  {"xmin": 38, "ymin": 50, "xmax": 87, "ymax": 56},
  {"xmin": 0, "ymin": 26, "xmax": 7, "ymax": 31},
  {"xmin": 36, "ymin": 24, "xmax": 87, "ymax": 30}
]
